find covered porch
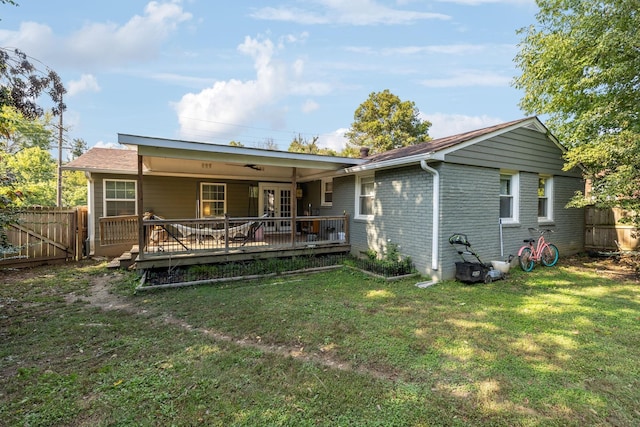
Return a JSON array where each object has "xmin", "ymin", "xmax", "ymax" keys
[{"xmin": 112, "ymin": 134, "xmax": 363, "ymax": 269}]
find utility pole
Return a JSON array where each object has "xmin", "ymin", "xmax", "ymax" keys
[{"xmin": 56, "ymin": 107, "xmax": 63, "ymax": 207}]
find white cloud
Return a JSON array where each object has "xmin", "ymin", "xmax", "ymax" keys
[
  {"xmin": 420, "ymin": 70, "xmax": 513, "ymax": 88},
  {"xmin": 67, "ymin": 74, "xmax": 101, "ymax": 97},
  {"xmin": 251, "ymin": 0, "xmax": 450, "ymax": 25},
  {"xmin": 174, "ymin": 35, "xmax": 330, "ymax": 140},
  {"xmin": 317, "ymin": 128, "xmax": 349, "ymax": 152},
  {"xmin": 0, "ymin": 1, "xmax": 192, "ymax": 69},
  {"xmin": 422, "ymin": 112, "xmax": 504, "ymax": 138},
  {"xmin": 93, "ymin": 141, "xmax": 124, "ymax": 149},
  {"xmin": 302, "ymin": 99, "xmax": 320, "ymax": 113}
]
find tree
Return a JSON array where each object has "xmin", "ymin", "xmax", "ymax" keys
[
  {"xmin": 344, "ymin": 89, "xmax": 431, "ymax": 156},
  {"xmin": 69, "ymin": 138, "xmax": 87, "ymax": 160},
  {"xmin": 513, "ymin": 0, "xmax": 640, "ymax": 224},
  {"xmin": 0, "ymin": 48, "xmax": 66, "ymax": 118},
  {"xmin": 4, "ymin": 146, "xmax": 56, "ymax": 206},
  {"xmin": 288, "ymin": 134, "xmax": 337, "ymax": 156},
  {"xmin": 256, "ymin": 138, "xmax": 278, "ymax": 150},
  {"xmin": 0, "ymin": 105, "xmax": 53, "ymax": 154},
  {"xmin": 63, "ymin": 138, "xmax": 88, "ymax": 206},
  {"xmin": 0, "ymin": 151, "xmax": 22, "ymax": 253},
  {"xmin": 62, "ymin": 170, "xmax": 87, "ymax": 206},
  {"xmin": 229, "ymin": 140, "xmax": 244, "ymax": 147}
]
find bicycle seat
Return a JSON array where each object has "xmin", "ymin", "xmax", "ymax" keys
[{"xmin": 523, "ymin": 238, "xmax": 535, "ymax": 243}]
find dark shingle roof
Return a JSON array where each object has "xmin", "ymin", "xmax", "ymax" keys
[
  {"xmin": 63, "ymin": 147, "xmax": 139, "ymax": 173},
  {"xmin": 364, "ymin": 117, "xmax": 537, "ymax": 163}
]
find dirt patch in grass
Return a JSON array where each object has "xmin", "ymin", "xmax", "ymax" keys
[
  {"xmin": 562, "ymin": 253, "xmax": 640, "ymax": 282},
  {"xmin": 65, "ymin": 266, "xmax": 396, "ymax": 381}
]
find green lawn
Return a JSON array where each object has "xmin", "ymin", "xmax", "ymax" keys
[{"xmin": 1, "ymin": 258, "xmax": 639, "ymax": 426}]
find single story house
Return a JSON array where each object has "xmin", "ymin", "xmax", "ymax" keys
[{"xmin": 64, "ymin": 116, "xmax": 584, "ymax": 281}]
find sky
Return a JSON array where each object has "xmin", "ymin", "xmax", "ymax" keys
[{"xmin": 0, "ymin": 0, "xmax": 540, "ymax": 153}]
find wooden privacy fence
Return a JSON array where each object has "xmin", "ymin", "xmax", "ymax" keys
[
  {"xmin": 1, "ymin": 206, "xmax": 88, "ymax": 268},
  {"xmin": 585, "ymin": 206, "xmax": 639, "ymax": 251}
]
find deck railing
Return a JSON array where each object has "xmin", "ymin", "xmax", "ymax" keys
[
  {"xmin": 99, "ymin": 215, "xmax": 138, "ymax": 246},
  {"xmin": 141, "ymin": 214, "xmax": 349, "ymax": 257}
]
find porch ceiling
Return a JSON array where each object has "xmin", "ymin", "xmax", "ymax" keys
[{"xmin": 119, "ymin": 133, "xmax": 364, "ymax": 182}]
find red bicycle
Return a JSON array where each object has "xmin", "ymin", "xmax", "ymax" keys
[{"xmin": 518, "ymin": 228, "xmax": 559, "ymax": 271}]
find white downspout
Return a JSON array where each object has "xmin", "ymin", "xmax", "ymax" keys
[
  {"xmin": 420, "ymin": 160, "xmax": 439, "ymax": 272},
  {"xmin": 86, "ymin": 172, "xmax": 95, "ymax": 256}
]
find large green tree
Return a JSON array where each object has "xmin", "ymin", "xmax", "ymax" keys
[
  {"xmin": 4, "ymin": 146, "xmax": 56, "ymax": 206},
  {"xmin": 345, "ymin": 89, "xmax": 431, "ymax": 156},
  {"xmin": 0, "ymin": 105, "xmax": 52, "ymax": 153},
  {"xmin": 514, "ymin": 0, "xmax": 640, "ymax": 223}
]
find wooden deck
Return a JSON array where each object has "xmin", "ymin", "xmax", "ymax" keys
[
  {"xmin": 124, "ymin": 214, "xmax": 350, "ymax": 270},
  {"xmin": 136, "ymin": 240, "xmax": 351, "ymax": 270}
]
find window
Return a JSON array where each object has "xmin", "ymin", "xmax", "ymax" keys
[
  {"xmin": 200, "ymin": 183, "xmax": 226, "ymax": 217},
  {"xmin": 356, "ymin": 175, "xmax": 375, "ymax": 219},
  {"xmin": 104, "ymin": 180, "xmax": 137, "ymax": 216},
  {"xmin": 321, "ymin": 178, "xmax": 333, "ymax": 207},
  {"xmin": 538, "ymin": 176, "xmax": 553, "ymax": 221},
  {"xmin": 499, "ymin": 173, "xmax": 519, "ymax": 223}
]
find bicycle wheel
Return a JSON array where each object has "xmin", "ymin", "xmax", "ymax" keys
[
  {"xmin": 541, "ymin": 244, "xmax": 559, "ymax": 267},
  {"xmin": 519, "ymin": 248, "xmax": 535, "ymax": 272}
]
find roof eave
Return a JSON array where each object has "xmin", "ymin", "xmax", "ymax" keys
[
  {"xmin": 119, "ymin": 133, "xmax": 365, "ymax": 170},
  {"xmin": 342, "ymin": 152, "xmax": 442, "ymax": 174},
  {"xmin": 61, "ymin": 166, "xmax": 137, "ymax": 175}
]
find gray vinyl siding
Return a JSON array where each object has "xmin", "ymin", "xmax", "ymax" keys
[
  {"xmin": 92, "ymin": 173, "xmax": 138, "ymax": 220},
  {"xmin": 142, "ymin": 177, "xmax": 258, "ymax": 218},
  {"xmin": 445, "ymin": 128, "xmax": 582, "ymax": 178}
]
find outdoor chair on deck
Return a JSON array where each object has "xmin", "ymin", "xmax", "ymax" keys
[
  {"xmin": 233, "ymin": 215, "xmax": 267, "ymax": 246},
  {"xmin": 145, "ymin": 213, "xmax": 267, "ymax": 251}
]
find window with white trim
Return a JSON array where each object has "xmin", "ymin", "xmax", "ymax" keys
[
  {"xmin": 200, "ymin": 183, "xmax": 226, "ymax": 217},
  {"xmin": 104, "ymin": 180, "xmax": 137, "ymax": 216},
  {"xmin": 499, "ymin": 172, "xmax": 519, "ymax": 223},
  {"xmin": 321, "ymin": 178, "xmax": 333, "ymax": 207},
  {"xmin": 356, "ymin": 175, "xmax": 375, "ymax": 219},
  {"xmin": 538, "ymin": 175, "xmax": 554, "ymax": 222}
]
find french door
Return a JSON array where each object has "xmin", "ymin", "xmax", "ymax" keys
[{"xmin": 259, "ymin": 184, "xmax": 292, "ymax": 233}]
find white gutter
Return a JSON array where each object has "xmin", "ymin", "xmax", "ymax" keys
[
  {"xmin": 342, "ymin": 151, "xmax": 445, "ymax": 175},
  {"xmin": 420, "ymin": 159, "xmax": 440, "ymax": 273}
]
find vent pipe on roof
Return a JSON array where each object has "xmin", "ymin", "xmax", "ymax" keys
[{"xmin": 359, "ymin": 146, "xmax": 370, "ymax": 158}]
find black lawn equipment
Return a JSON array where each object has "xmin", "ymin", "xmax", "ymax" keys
[{"xmin": 449, "ymin": 233, "xmax": 503, "ymax": 283}]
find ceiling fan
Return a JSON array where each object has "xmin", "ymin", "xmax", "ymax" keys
[{"xmin": 225, "ymin": 163, "xmax": 264, "ymax": 171}]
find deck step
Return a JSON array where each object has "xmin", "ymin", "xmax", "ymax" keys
[
  {"xmin": 106, "ymin": 258, "xmax": 121, "ymax": 269},
  {"xmin": 106, "ymin": 246, "xmax": 138, "ymax": 269}
]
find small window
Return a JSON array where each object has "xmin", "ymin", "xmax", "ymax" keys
[
  {"xmin": 356, "ymin": 175, "xmax": 374, "ymax": 219},
  {"xmin": 499, "ymin": 173, "xmax": 519, "ymax": 223},
  {"xmin": 200, "ymin": 183, "xmax": 226, "ymax": 217},
  {"xmin": 321, "ymin": 178, "xmax": 333, "ymax": 207},
  {"xmin": 104, "ymin": 180, "xmax": 137, "ymax": 216},
  {"xmin": 538, "ymin": 176, "xmax": 553, "ymax": 222}
]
